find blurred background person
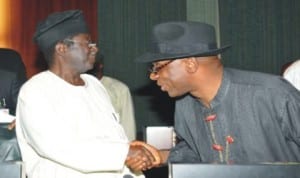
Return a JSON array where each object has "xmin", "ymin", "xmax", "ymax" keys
[
  {"xmin": 0, "ymin": 48, "xmax": 27, "ymax": 161},
  {"xmin": 87, "ymin": 54, "xmax": 136, "ymax": 141},
  {"xmin": 0, "ymin": 48, "xmax": 27, "ymax": 115}
]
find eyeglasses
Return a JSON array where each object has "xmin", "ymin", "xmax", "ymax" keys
[
  {"xmin": 149, "ymin": 60, "xmax": 174, "ymax": 75},
  {"xmin": 64, "ymin": 39, "xmax": 96, "ymax": 48}
]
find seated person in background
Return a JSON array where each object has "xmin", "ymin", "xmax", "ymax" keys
[
  {"xmin": 0, "ymin": 50, "xmax": 26, "ymax": 161},
  {"xmin": 283, "ymin": 59, "xmax": 300, "ymax": 90},
  {"xmin": 16, "ymin": 10, "xmax": 161, "ymax": 178},
  {"xmin": 0, "ymin": 48, "xmax": 27, "ymax": 116},
  {"xmin": 87, "ymin": 54, "xmax": 137, "ymax": 141},
  {"xmin": 135, "ymin": 21, "xmax": 300, "ymax": 164}
]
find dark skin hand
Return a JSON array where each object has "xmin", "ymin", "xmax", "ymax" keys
[
  {"xmin": 126, "ymin": 143, "xmax": 156, "ymax": 172},
  {"xmin": 7, "ymin": 119, "xmax": 16, "ymax": 130}
]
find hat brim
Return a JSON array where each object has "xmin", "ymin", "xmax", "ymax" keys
[{"xmin": 135, "ymin": 45, "xmax": 231, "ymax": 63}]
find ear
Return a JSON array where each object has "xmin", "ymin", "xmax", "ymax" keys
[
  {"xmin": 55, "ymin": 43, "xmax": 67, "ymax": 56},
  {"xmin": 184, "ymin": 57, "xmax": 199, "ymax": 73},
  {"xmin": 99, "ymin": 63, "xmax": 104, "ymax": 69}
]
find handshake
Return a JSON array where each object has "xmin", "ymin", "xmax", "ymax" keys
[{"xmin": 126, "ymin": 140, "xmax": 167, "ymax": 172}]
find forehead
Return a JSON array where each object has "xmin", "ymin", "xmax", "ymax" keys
[
  {"xmin": 152, "ymin": 59, "xmax": 172, "ymax": 65},
  {"xmin": 152, "ymin": 58, "xmax": 186, "ymax": 66},
  {"xmin": 72, "ymin": 33, "xmax": 91, "ymax": 40}
]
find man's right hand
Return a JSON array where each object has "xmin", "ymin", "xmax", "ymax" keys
[{"xmin": 126, "ymin": 141, "xmax": 161, "ymax": 172}]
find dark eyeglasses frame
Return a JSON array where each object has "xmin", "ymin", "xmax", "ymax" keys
[
  {"xmin": 149, "ymin": 60, "xmax": 174, "ymax": 75},
  {"xmin": 63, "ymin": 39, "xmax": 96, "ymax": 48}
]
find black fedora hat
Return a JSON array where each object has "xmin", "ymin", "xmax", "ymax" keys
[{"xmin": 135, "ymin": 21, "xmax": 231, "ymax": 63}]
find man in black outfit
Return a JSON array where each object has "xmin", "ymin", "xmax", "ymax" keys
[
  {"xmin": 0, "ymin": 48, "xmax": 27, "ymax": 115},
  {"xmin": 0, "ymin": 48, "xmax": 27, "ymax": 161}
]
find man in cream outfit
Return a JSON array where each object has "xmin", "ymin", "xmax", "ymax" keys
[{"xmin": 16, "ymin": 9, "xmax": 161, "ymax": 178}]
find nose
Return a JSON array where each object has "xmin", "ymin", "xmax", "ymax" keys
[
  {"xmin": 91, "ymin": 45, "xmax": 98, "ymax": 52},
  {"xmin": 149, "ymin": 72, "xmax": 158, "ymax": 80},
  {"xmin": 89, "ymin": 45, "xmax": 99, "ymax": 55}
]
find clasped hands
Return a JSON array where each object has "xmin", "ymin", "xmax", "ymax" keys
[{"xmin": 125, "ymin": 141, "xmax": 162, "ymax": 172}]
